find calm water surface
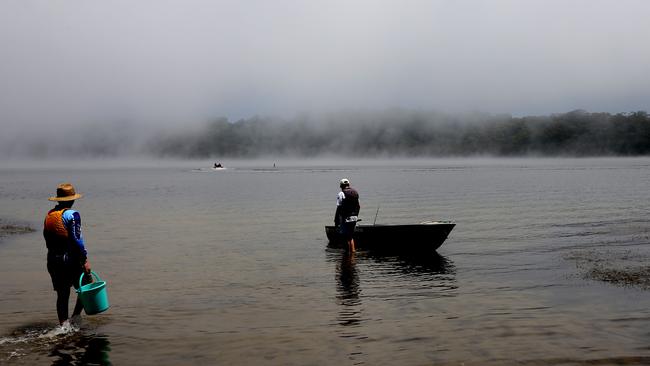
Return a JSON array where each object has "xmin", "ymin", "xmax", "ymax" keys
[{"xmin": 1, "ymin": 158, "xmax": 650, "ymax": 365}]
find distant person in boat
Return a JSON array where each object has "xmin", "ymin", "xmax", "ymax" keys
[
  {"xmin": 43, "ymin": 183, "xmax": 92, "ymax": 326},
  {"xmin": 214, "ymin": 162, "xmax": 223, "ymax": 168},
  {"xmin": 335, "ymin": 178, "xmax": 361, "ymax": 253}
]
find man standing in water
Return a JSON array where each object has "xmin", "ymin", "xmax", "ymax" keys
[
  {"xmin": 335, "ymin": 178, "xmax": 360, "ymax": 253},
  {"xmin": 44, "ymin": 183, "xmax": 92, "ymax": 326}
]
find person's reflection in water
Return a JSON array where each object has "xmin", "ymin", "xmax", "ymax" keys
[
  {"xmin": 336, "ymin": 250, "xmax": 361, "ymax": 324},
  {"xmin": 49, "ymin": 334, "xmax": 112, "ymax": 366},
  {"xmin": 333, "ymin": 250, "xmax": 367, "ymax": 364}
]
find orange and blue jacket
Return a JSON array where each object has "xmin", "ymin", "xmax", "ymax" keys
[{"xmin": 43, "ymin": 208, "xmax": 87, "ymax": 262}]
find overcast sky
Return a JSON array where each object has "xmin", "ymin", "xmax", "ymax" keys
[{"xmin": 1, "ymin": 0, "xmax": 649, "ymax": 138}]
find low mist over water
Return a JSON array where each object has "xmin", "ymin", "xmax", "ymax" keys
[
  {"xmin": 2, "ymin": 109, "xmax": 649, "ymax": 159},
  {"xmin": 148, "ymin": 109, "xmax": 650, "ymax": 158}
]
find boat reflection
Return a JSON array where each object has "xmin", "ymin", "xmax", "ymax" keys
[
  {"xmin": 362, "ymin": 250, "xmax": 456, "ymax": 277},
  {"xmin": 328, "ymin": 248, "xmax": 457, "ymax": 310}
]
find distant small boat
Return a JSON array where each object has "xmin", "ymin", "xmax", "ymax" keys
[
  {"xmin": 211, "ymin": 167, "xmax": 227, "ymax": 171},
  {"xmin": 325, "ymin": 221, "xmax": 455, "ymax": 252}
]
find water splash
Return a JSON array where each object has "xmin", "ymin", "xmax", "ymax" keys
[
  {"xmin": 0, "ymin": 320, "xmax": 80, "ymax": 361},
  {"xmin": 39, "ymin": 319, "xmax": 80, "ymax": 339}
]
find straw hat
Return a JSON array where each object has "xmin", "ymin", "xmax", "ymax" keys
[{"xmin": 48, "ymin": 183, "xmax": 83, "ymax": 201}]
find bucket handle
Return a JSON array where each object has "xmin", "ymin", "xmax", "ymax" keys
[{"xmin": 78, "ymin": 271, "xmax": 102, "ymax": 290}]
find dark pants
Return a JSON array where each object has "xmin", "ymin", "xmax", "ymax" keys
[
  {"xmin": 338, "ymin": 221, "xmax": 357, "ymax": 241},
  {"xmin": 47, "ymin": 254, "xmax": 89, "ymax": 323},
  {"xmin": 47, "ymin": 254, "xmax": 84, "ymax": 291}
]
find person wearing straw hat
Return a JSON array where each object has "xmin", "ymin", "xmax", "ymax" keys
[
  {"xmin": 44, "ymin": 183, "xmax": 92, "ymax": 326},
  {"xmin": 335, "ymin": 178, "xmax": 361, "ymax": 253}
]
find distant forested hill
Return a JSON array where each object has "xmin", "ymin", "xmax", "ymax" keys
[{"xmin": 148, "ymin": 110, "xmax": 650, "ymax": 157}]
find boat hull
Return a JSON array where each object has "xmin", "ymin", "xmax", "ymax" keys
[{"xmin": 325, "ymin": 222, "xmax": 455, "ymax": 252}]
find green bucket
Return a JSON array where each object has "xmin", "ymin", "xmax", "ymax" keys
[{"xmin": 76, "ymin": 271, "xmax": 110, "ymax": 315}]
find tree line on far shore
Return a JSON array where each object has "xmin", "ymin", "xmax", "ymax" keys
[{"xmin": 148, "ymin": 109, "xmax": 650, "ymax": 157}]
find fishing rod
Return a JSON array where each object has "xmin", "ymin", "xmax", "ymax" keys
[{"xmin": 373, "ymin": 205, "xmax": 380, "ymax": 225}]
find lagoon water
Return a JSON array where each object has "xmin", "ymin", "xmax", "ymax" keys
[{"xmin": 1, "ymin": 158, "xmax": 650, "ymax": 365}]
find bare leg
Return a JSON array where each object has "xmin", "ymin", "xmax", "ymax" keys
[
  {"xmin": 348, "ymin": 238, "xmax": 356, "ymax": 253},
  {"xmin": 56, "ymin": 287, "xmax": 71, "ymax": 325}
]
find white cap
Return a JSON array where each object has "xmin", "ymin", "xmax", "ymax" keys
[{"xmin": 339, "ymin": 178, "xmax": 350, "ymax": 186}]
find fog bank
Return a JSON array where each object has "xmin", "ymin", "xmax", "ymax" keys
[{"xmin": 148, "ymin": 110, "xmax": 650, "ymax": 158}]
